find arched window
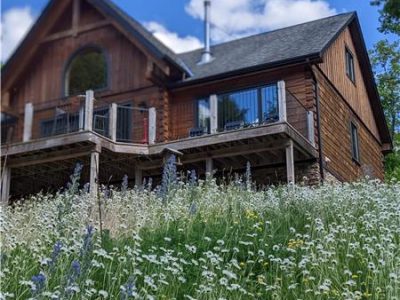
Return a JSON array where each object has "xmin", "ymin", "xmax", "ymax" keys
[{"xmin": 65, "ymin": 48, "xmax": 107, "ymax": 96}]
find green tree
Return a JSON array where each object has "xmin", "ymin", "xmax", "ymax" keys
[
  {"xmin": 370, "ymin": 40, "xmax": 400, "ymax": 138},
  {"xmin": 384, "ymin": 133, "xmax": 400, "ymax": 180},
  {"xmin": 371, "ymin": 0, "xmax": 400, "ymax": 34}
]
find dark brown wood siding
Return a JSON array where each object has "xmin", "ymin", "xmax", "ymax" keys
[
  {"xmin": 169, "ymin": 65, "xmax": 314, "ymax": 141},
  {"xmin": 315, "ymin": 67, "xmax": 384, "ymax": 181},
  {"xmin": 5, "ymin": 3, "xmax": 167, "ymax": 143},
  {"xmin": 319, "ymin": 27, "xmax": 380, "ymax": 140}
]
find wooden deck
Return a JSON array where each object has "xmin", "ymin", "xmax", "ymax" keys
[{"xmin": 1, "ymin": 121, "xmax": 317, "ymax": 200}]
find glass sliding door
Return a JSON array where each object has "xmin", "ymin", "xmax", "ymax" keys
[
  {"xmin": 195, "ymin": 83, "xmax": 279, "ymax": 133},
  {"xmin": 261, "ymin": 84, "xmax": 279, "ymax": 123},
  {"xmin": 218, "ymin": 88, "xmax": 259, "ymax": 130}
]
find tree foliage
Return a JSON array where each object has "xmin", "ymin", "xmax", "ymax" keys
[
  {"xmin": 371, "ymin": 0, "xmax": 400, "ymax": 34},
  {"xmin": 370, "ymin": 40, "xmax": 400, "ymax": 138},
  {"xmin": 370, "ymin": 0, "xmax": 400, "ymax": 180}
]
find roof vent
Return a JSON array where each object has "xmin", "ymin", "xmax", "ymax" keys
[{"xmin": 198, "ymin": 0, "xmax": 213, "ymax": 64}]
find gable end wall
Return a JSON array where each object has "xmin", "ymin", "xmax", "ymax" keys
[{"xmin": 315, "ymin": 67, "xmax": 384, "ymax": 181}]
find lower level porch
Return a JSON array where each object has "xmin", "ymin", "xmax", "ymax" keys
[{"xmin": 1, "ymin": 121, "xmax": 318, "ymax": 202}]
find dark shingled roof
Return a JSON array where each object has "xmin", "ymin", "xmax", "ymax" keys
[{"xmin": 177, "ymin": 12, "xmax": 355, "ymax": 81}]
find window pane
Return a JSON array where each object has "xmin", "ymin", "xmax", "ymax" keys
[
  {"xmin": 67, "ymin": 50, "xmax": 107, "ymax": 96},
  {"xmin": 346, "ymin": 49, "xmax": 355, "ymax": 82},
  {"xmin": 218, "ymin": 88, "xmax": 258, "ymax": 129},
  {"xmin": 197, "ymin": 98, "xmax": 210, "ymax": 132},
  {"xmin": 261, "ymin": 84, "xmax": 278, "ymax": 122}
]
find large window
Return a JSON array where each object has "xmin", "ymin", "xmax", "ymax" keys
[
  {"xmin": 350, "ymin": 122, "xmax": 360, "ymax": 162},
  {"xmin": 196, "ymin": 84, "xmax": 278, "ymax": 132},
  {"xmin": 345, "ymin": 47, "xmax": 355, "ymax": 83},
  {"xmin": 218, "ymin": 84, "xmax": 278, "ymax": 130},
  {"xmin": 65, "ymin": 48, "xmax": 107, "ymax": 96}
]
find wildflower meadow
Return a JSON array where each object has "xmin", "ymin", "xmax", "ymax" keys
[{"xmin": 1, "ymin": 163, "xmax": 400, "ymax": 299}]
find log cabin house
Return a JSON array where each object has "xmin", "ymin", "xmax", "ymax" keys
[{"xmin": 0, "ymin": 0, "xmax": 392, "ymax": 201}]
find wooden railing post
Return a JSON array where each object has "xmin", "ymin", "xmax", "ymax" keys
[
  {"xmin": 109, "ymin": 103, "xmax": 117, "ymax": 141},
  {"xmin": 307, "ymin": 111, "xmax": 315, "ymax": 146},
  {"xmin": 84, "ymin": 90, "xmax": 94, "ymax": 131},
  {"xmin": 278, "ymin": 80, "xmax": 287, "ymax": 122},
  {"xmin": 23, "ymin": 102, "xmax": 33, "ymax": 142},
  {"xmin": 79, "ymin": 100, "xmax": 85, "ymax": 131},
  {"xmin": 148, "ymin": 107, "xmax": 156, "ymax": 145},
  {"xmin": 210, "ymin": 94, "xmax": 218, "ymax": 133}
]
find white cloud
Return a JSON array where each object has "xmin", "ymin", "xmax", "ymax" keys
[
  {"xmin": 145, "ymin": 21, "xmax": 203, "ymax": 53},
  {"xmin": 185, "ymin": 0, "xmax": 337, "ymax": 43},
  {"xmin": 1, "ymin": 6, "xmax": 35, "ymax": 62}
]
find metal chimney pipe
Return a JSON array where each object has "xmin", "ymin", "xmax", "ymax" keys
[{"xmin": 199, "ymin": 0, "xmax": 213, "ymax": 64}]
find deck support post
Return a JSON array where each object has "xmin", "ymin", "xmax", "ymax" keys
[
  {"xmin": 148, "ymin": 107, "xmax": 156, "ymax": 144},
  {"xmin": 23, "ymin": 102, "xmax": 33, "ymax": 142},
  {"xmin": 0, "ymin": 166, "xmax": 11, "ymax": 204},
  {"xmin": 307, "ymin": 111, "xmax": 315, "ymax": 146},
  {"xmin": 286, "ymin": 140, "xmax": 295, "ymax": 184},
  {"xmin": 84, "ymin": 90, "xmax": 94, "ymax": 131},
  {"xmin": 205, "ymin": 157, "xmax": 213, "ymax": 178},
  {"xmin": 89, "ymin": 150, "xmax": 99, "ymax": 196},
  {"xmin": 278, "ymin": 80, "xmax": 287, "ymax": 122},
  {"xmin": 135, "ymin": 167, "xmax": 143, "ymax": 187},
  {"xmin": 109, "ymin": 103, "xmax": 117, "ymax": 141},
  {"xmin": 210, "ymin": 94, "xmax": 218, "ymax": 134}
]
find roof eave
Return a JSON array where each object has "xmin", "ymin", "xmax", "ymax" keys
[{"xmin": 169, "ymin": 53, "xmax": 322, "ymax": 89}]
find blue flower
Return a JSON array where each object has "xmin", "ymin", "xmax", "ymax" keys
[
  {"xmin": 49, "ymin": 241, "xmax": 62, "ymax": 270},
  {"xmin": 31, "ymin": 273, "xmax": 46, "ymax": 293},
  {"xmin": 120, "ymin": 276, "xmax": 137, "ymax": 299},
  {"xmin": 81, "ymin": 225, "xmax": 94, "ymax": 257},
  {"xmin": 160, "ymin": 154, "xmax": 177, "ymax": 199},
  {"xmin": 189, "ymin": 169, "xmax": 197, "ymax": 186},
  {"xmin": 71, "ymin": 260, "xmax": 81, "ymax": 276}
]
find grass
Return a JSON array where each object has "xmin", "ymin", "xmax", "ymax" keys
[{"xmin": 1, "ymin": 171, "xmax": 400, "ymax": 299}]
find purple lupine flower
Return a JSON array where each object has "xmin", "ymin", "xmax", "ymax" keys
[
  {"xmin": 120, "ymin": 276, "xmax": 137, "ymax": 299},
  {"xmin": 31, "ymin": 273, "xmax": 46, "ymax": 294},
  {"xmin": 160, "ymin": 154, "xmax": 177, "ymax": 199},
  {"xmin": 49, "ymin": 241, "xmax": 62, "ymax": 270},
  {"xmin": 189, "ymin": 202, "xmax": 197, "ymax": 215},
  {"xmin": 189, "ymin": 169, "xmax": 197, "ymax": 186},
  {"xmin": 67, "ymin": 162, "xmax": 83, "ymax": 191},
  {"xmin": 80, "ymin": 225, "xmax": 94, "ymax": 257},
  {"xmin": 71, "ymin": 260, "xmax": 81, "ymax": 276}
]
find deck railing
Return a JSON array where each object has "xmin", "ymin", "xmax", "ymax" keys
[
  {"xmin": 169, "ymin": 80, "xmax": 315, "ymax": 146},
  {"xmin": 2, "ymin": 80, "xmax": 315, "ymax": 147},
  {"xmin": 9, "ymin": 90, "xmax": 157, "ymax": 145}
]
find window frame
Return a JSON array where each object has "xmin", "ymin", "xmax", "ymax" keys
[
  {"xmin": 350, "ymin": 121, "xmax": 360, "ymax": 163},
  {"xmin": 345, "ymin": 46, "xmax": 356, "ymax": 84},
  {"xmin": 63, "ymin": 46, "xmax": 109, "ymax": 97}
]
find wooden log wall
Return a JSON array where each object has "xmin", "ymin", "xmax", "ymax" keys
[
  {"xmin": 315, "ymin": 67, "xmax": 384, "ymax": 181},
  {"xmin": 169, "ymin": 65, "xmax": 313, "ymax": 141},
  {"xmin": 318, "ymin": 27, "xmax": 380, "ymax": 140},
  {"xmin": 4, "ymin": 4, "xmax": 166, "ymax": 143}
]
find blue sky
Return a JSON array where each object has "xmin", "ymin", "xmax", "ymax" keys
[{"xmin": 1, "ymin": 0, "xmax": 395, "ymax": 62}]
